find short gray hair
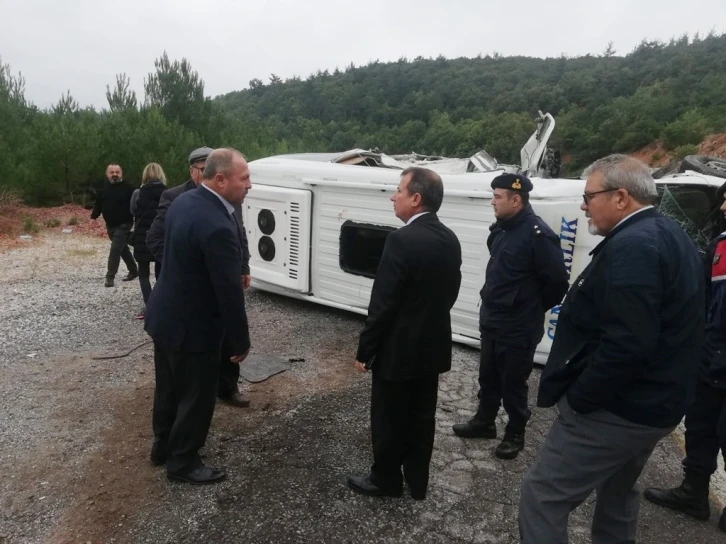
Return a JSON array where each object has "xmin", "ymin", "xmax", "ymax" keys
[
  {"xmin": 583, "ymin": 154, "xmax": 657, "ymax": 205},
  {"xmin": 202, "ymin": 148, "xmax": 246, "ymax": 180}
]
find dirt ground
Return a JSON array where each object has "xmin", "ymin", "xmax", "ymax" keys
[
  {"xmin": 1, "ymin": 233, "xmax": 726, "ymax": 544},
  {"xmin": 631, "ymin": 133, "xmax": 726, "ymax": 167}
]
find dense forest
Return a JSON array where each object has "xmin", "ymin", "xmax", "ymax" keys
[{"xmin": 2, "ymin": 32, "xmax": 726, "ymax": 205}]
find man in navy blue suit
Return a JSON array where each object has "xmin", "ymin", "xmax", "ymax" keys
[{"xmin": 144, "ymin": 148, "xmax": 252, "ymax": 485}]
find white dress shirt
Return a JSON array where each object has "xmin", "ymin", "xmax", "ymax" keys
[
  {"xmin": 406, "ymin": 211, "xmax": 430, "ymax": 225},
  {"xmin": 201, "ymin": 183, "xmax": 235, "ymax": 216}
]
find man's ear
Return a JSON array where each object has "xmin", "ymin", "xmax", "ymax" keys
[{"xmin": 615, "ymin": 188, "xmax": 629, "ymax": 209}]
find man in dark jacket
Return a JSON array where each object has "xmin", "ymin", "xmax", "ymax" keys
[
  {"xmin": 453, "ymin": 173, "xmax": 569, "ymax": 460},
  {"xmin": 144, "ymin": 148, "xmax": 252, "ymax": 485},
  {"xmin": 518, "ymin": 155, "xmax": 705, "ymax": 543},
  {"xmin": 347, "ymin": 167, "xmax": 462, "ymax": 501},
  {"xmin": 91, "ymin": 164, "xmax": 139, "ymax": 287},
  {"xmin": 146, "ymin": 147, "xmax": 252, "ymax": 408},
  {"xmin": 643, "ymin": 180, "xmax": 726, "ymax": 534}
]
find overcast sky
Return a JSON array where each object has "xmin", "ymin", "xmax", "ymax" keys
[{"xmin": 2, "ymin": 0, "xmax": 724, "ymax": 110}]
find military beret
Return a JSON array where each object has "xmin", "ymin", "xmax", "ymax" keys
[
  {"xmin": 718, "ymin": 180, "xmax": 726, "ymax": 202},
  {"xmin": 188, "ymin": 146, "xmax": 214, "ymax": 165},
  {"xmin": 491, "ymin": 173, "xmax": 533, "ymax": 193}
]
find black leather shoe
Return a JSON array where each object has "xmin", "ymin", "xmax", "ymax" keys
[
  {"xmin": 167, "ymin": 465, "xmax": 226, "ymax": 485},
  {"xmin": 495, "ymin": 429, "xmax": 525, "ymax": 459},
  {"xmin": 452, "ymin": 415, "xmax": 497, "ymax": 439},
  {"xmin": 121, "ymin": 271, "xmax": 139, "ymax": 281},
  {"xmin": 104, "ymin": 277, "xmax": 114, "ymax": 287},
  {"xmin": 346, "ymin": 474, "xmax": 402, "ymax": 497},
  {"xmin": 219, "ymin": 391, "xmax": 250, "ymax": 408}
]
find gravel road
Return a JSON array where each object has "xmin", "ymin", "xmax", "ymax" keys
[{"xmin": 1, "ymin": 233, "xmax": 724, "ymax": 544}]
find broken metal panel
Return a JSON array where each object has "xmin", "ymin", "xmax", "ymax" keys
[
  {"xmin": 520, "ymin": 111, "xmax": 556, "ymax": 177},
  {"xmin": 329, "ymin": 148, "xmax": 503, "ymax": 174}
]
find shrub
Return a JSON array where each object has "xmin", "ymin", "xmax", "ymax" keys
[
  {"xmin": 23, "ymin": 216, "xmax": 40, "ymax": 234},
  {"xmin": 661, "ymin": 109, "xmax": 709, "ymax": 150},
  {"xmin": 675, "ymin": 144, "xmax": 699, "ymax": 160},
  {"xmin": 0, "ymin": 188, "xmax": 22, "ymax": 207}
]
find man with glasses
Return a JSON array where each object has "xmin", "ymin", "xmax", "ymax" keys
[
  {"xmin": 146, "ymin": 147, "xmax": 252, "ymax": 410},
  {"xmin": 518, "ymin": 154, "xmax": 705, "ymax": 543},
  {"xmin": 452, "ymin": 173, "xmax": 568, "ymax": 460}
]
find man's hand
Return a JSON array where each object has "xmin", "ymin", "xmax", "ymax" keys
[
  {"xmin": 354, "ymin": 360, "xmax": 368, "ymax": 373},
  {"xmin": 242, "ymin": 275, "xmax": 251, "ymax": 290},
  {"xmin": 230, "ymin": 348, "xmax": 250, "ymax": 364}
]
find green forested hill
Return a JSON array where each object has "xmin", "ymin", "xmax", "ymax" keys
[
  {"xmin": 215, "ymin": 33, "xmax": 726, "ymax": 171},
  {"xmin": 2, "ymin": 34, "xmax": 726, "ymax": 205}
]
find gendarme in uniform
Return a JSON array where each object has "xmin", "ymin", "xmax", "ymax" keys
[{"xmin": 453, "ymin": 173, "xmax": 569, "ymax": 459}]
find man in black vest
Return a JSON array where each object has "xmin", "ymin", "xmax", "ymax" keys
[
  {"xmin": 453, "ymin": 173, "xmax": 568, "ymax": 460},
  {"xmin": 91, "ymin": 164, "xmax": 139, "ymax": 287},
  {"xmin": 146, "ymin": 147, "xmax": 252, "ymax": 408},
  {"xmin": 347, "ymin": 167, "xmax": 462, "ymax": 501}
]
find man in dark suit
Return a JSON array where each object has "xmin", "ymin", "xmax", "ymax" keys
[
  {"xmin": 144, "ymin": 148, "xmax": 252, "ymax": 485},
  {"xmin": 347, "ymin": 166, "xmax": 462, "ymax": 500},
  {"xmin": 146, "ymin": 146, "xmax": 252, "ymax": 408}
]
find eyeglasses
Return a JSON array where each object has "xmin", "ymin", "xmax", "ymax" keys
[{"xmin": 582, "ymin": 188, "xmax": 618, "ymax": 205}]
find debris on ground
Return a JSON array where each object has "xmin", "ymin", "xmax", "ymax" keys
[{"xmin": 239, "ymin": 354, "xmax": 293, "ymax": 383}]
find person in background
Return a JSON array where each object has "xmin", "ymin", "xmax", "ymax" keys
[
  {"xmin": 130, "ymin": 163, "xmax": 167, "ymax": 320},
  {"xmin": 91, "ymin": 164, "xmax": 138, "ymax": 288},
  {"xmin": 642, "ymin": 180, "xmax": 726, "ymax": 534}
]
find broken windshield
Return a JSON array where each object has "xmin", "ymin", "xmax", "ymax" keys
[{"xmin": 656, "ymin": 185, "xmax": 721, "ymax": 255}]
